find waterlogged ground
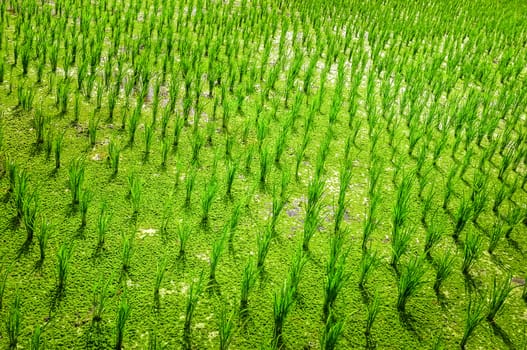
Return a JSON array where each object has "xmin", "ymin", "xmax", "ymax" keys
[{"xmin": 0, "ymin": 0, "xmax": 527, "ymax": 349}]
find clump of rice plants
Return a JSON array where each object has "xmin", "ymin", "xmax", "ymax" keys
[
  {"xmin": 56, "ymin": 243, "xmax": 74, "ymax": 299},
  {"xmin": 68, "ymin": 158, "xmax": 85, "ymax": 205},
  {"xmin": 184, "ymin": 274, "xmax": 204, "ymax": 348},
  {"xmin": 92, "ymin": 274, "xmax": 112, "ymax": 323},
  {"xmin": 36, "ymin": 219, "xmax": 51, "ymax": 268},
  {"xmin": 397, "ymin": 256, "xmax": 426, "ymax": 313},
  {"xmin": 486, "ymin": 274, "xmax": 513, "ymax": 322},
  {"xmin": 6, "ymin": 290, "xmax": 21, "ymax": 349},
  {"xmin": 127, "ymin": 172, "xmax": 142, "ymax": 215},
  {"xmin": 359, "ymin": 249, "xmax": 379, "ymax": 288},
  {"xmin": 115, "ymin": 297, "xmax": 131, "ymax": 350},
  {"xmin": 79, "ymin": 189, "xmax": 92, "ymax": 227},
  {"xmin": 108, "ymin": 139, "xmax": 120, "ymax": 176},
  {"xmin": 460, "ymin": 295, "xmax": 485, "ymax": 349},
  {"xmin": 461, "ymin": 231, "xmax": 482, "ymax": 275},
  {"xmin": 239, "ymin": 259, "xmax": 257, "ymax": 317},
  {"xmin": 209, "ymin": 229, "xmax": 226, "ymax": 283},
  {"xmin": 217, "ymin": 307, "xmax": 235, "ymax": 350},
  {"xmin": 177, "ymin": 222, "xmax": 191, "ymax": 259},
  {"xmin": 433, "ymin": 250, "xmax": 455, "ymax": 295},
  {"xmin": 320, "ymin": 312, "xmax": 345, "ymax": 350},
  {"xmin": 256, "ymin": 226, "xmax": 273, "ymax": 271},
  {"xmin": 365, "ymin": 291, "xmax": 380, "ymax": 337},
  {"xmin": 121, "ymin": 234, "xmax": 133, "ymax": 272},
  {"xmin": 153, "ymin": 256, "xmax": 167, "ymax": 310},
  {"xmin": 272, "ymin": 280, "xmax": 294, "ymax": 348}
]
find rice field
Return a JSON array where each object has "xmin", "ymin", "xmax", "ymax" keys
[{"xmin": 0, "ymin": 0, "xmax": 526, "ymax": 348}]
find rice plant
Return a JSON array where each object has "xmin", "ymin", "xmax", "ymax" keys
[
  {"xmin": 56, "ymin": 243, "xmax": 74, "ymax": 299},
  {"xmin": 88, "ymin": 111, "xmax": 99, "ymax": 147},
  {"xmin": 460, "ymin": 295, "xmax": 485, "ymax": 349},
  {"xmin": 184, "ymin": 168, "xmax": 197, "ymax": 207},
  {"xmin": 121, "ymin": 234, "xmax": 133, "ymax": 272},
  {"xmin": 433, "ymin": 250, "xmax": 455, "ymax": 294},
  {"xmin": 92, "ymin": 274, "xmax": 112, "ymax": 323},
  {"xmin": 391, "ymin": 225, "xmax": 413, "ymax": 269},
  {"xmin": 272, "ymin": 280, "xmax": 294, "ymax": 348},
  {"xmin": 225, "ymin": 160, "xmax": 237, "ymax": 198},
  {"xmin": 153, "ymin": 256, "xmax": 168, "ymax": 309},
  {"xmin": 320, "ymin": 312, "xmax": 345, "ymax": 350},
  {"xmin": 5, "ymin": 291, "xmax": 21, "ymax": 349},
  {"xmin": 54, "ymin": 132, "xmax": 64, "ymax": 169},
  {"xmin": 115, "ymin": 297, "xmax": 131, "ymax": 350},
  {"xmin": 184, "ymin": 273, "xmax": 204, "ymax": 344},
  {"xmin": 209, "ymin": 230, "xmax": 226, "ymax": 282},
  {"xmin": 79, "ymin": 189, "xmax": 92, "ymax": 227},
  {"xmin": 453, "ymin": 196, "xmax": 473, "ymax": 240},
  {"xmin": 177, "ymin": 222, "xmax": 191, "ymax": 258},
  {"xmin": 217, "ymin": 307, "xmax": 235, "ymax": 350},
  {"xmin": 108, "ymin": 139, "xmax": 120, "ymax": 175},
  {"xmin": 239, "ymin": 259, "xmax": 257, "ymax": 316},
  {"xmin": 365, "ymin": 291, "xmax": 380, "ymax": 337},
  {"xmin": 30, "ymin": 325, "xmax": 42, "ymax": 350},
  {"xmin": 201, "ymin": 176, "xmax": 218, "ymax": 224},
  {"xmin": 359, "ymin": 249, "xmax": 379, "ymax": 288},
  {"xmin": 68, "ymin": 158, "xmax": 85, "ymax": 205},
  {"xmin": 37, "ymin": 219, "xmax": 51, "ymax": 267},
  {"xmin": 96, "ymin": 202, "xmax": 111, "ymax": 251},
  {"xmin": 397, "ymin": 256, "xmax": 426, "ymax": 313},
  {"xmin": 424, "ymin": 219, "xmax": 443, "ymax": 256},
  {"xmin": 144, "ymin": 123, "xmax": 153, "ymax": 160},
  {"xmin": 0, "ymin": 266, "xmax": 9, "ymax": 311},
  {"xmin": 461, "ymin": 231, "xmax": 482, "ymax": 275},
  {"xmin": 323, "ymin": 242, "xmax": 349, "ymax": 320},
  {"xmin": 488, "ymin": 219, "xmax": 505, "ymax": 254},
  {"xmin": 128, "ymin": 172, "xmax": 142, "ymax": 215},
  {"xmin": 256, "ymin": 226, "xmax": 273, "ymax": 271},
  {"xmin": 486, "ymin": 274, "xmax": 513, "ymax": 322}
]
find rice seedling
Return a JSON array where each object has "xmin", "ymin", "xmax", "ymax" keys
[
  {"xmin": 287, "ymin": 247, "xmax": 308, "ymax": 300},
  {"xmin": 88, "ymin": 111, "xmax": 99, "ymax": 147},
  {"xmin": 96, "ymin": 202, "xmax": 111, "ymax": 251},
  {"xmin": 108, "ymin": 139, "xmax": 120, "ymax": 175},
  {"xmin": 184, "ymin": 167, "xmax": 197, "ymax": 208},
  {"xmin": 177, "ymin": 222, "xmax": 191, "ymax": 258},
  {"xmin": 488, "ymin": 219, "xmax": 505, "ymax": 254},
  {"xmin": 218, "ymin": 307, "xmax": 236, "ymax": 350},
  {"xmin": 33, "ymin": 108, "xmax": 49, "ymax": 145},
  {"xmin": 13, "ymin": 168, "xmax": 30, "ymax": 219},
  {"xmin": 272, "ymin": 280, "xmax": 295, "ymax": 348},
  {"xmin": 209, "ymin": 230, "xmax": 226, "ymax": 282},
  {"xmin": 256, "ymin": 226, "xmax": 273, "ymax": 271},
  {"xmin": 115, "ymin": 297, "xmax": 131, "ymax": 350},
  {"xmin": 259, "ymin": 146, "xmax": 270, "ymax": 187},
  {"xmin": 128, "ymin": 172, "xmax": 142, "ymax": 215},
  {"xmin": 68, "ymin": 157, "xmax": 85, "ymax": 205},
  {"xmin": 424, "ymin": 219, "xmax": 443, "ymax": 256},
  {"xmin": 22, "ymin": 191, "xmax": 38, "ymax": 244},
  {"xmin": 442, "ymin": 164, "xmax": 459, "ymax": 210},
  {"xmin": 320, "ymin": 312, "xmax": 345, "ymax": 350},
  {"xmin": 433, "ymin": 250, "xmax": 455, "ymax": 294},
  {"xmin": 201, "ymin": 176, "xmax": 218, "ymax": 224},
  {"xmin": 239, "ymin": 259, "xmax": 257, "ymax": 316},
  {"xmin": 153, "ymin": 256, "xmax": 167, "ymax": 309},
  {"xmin": 54, "ymin": 132, "xmax": 64, "ymax": 169},
  {"xmin": 184, "ymin": 273, "xmax": 204, "ymax": 344},
  {"xmin": 37, "ymin": 219, "xmax": 51, "ymax": 267},
  {"xmin": 128, "ymin": 106, "xmax": 141, "ymax": 146},
  {"xmin": 461, "ymin": 231, "xmax": 482, "ymax": 275},
  {"xmin": 453, "ymin": 196, "xmax": 473, "ymax": 240},
  {"xmin": 56, "ymin": 243, "xmax": 74, "ymax": 299},
  {"xmin": 190, "ymin": 132, "xmax": 204, "ymax": 165},
  {"xmin": 486, "ymin": 274, "xmax": 513, "ymax": 322},
  {"xmin": 121, "ymin": 234, "xmax": 133, "ymax": 272},
  {"xmin": 79, "ymin": 189, "xmax": 92, "ymax": 227},
  {"xmin": 30, "ymin": 325, "xmax": 42, "ymax": 350},
  {"xmin": 392, "ymin": 174, "xmax": 414, "ymax": 238},
  {"xmin": 225, "ymin": 160, "xmax": 237, "ymax": 198},
  {"xmin": 144, "ymin": 124, "xmax": 153, "ymax": 160},
  {"xmin": 397, "ymin": 256, "xmax": 426, "ymax": 313},
  {"xmin": 323, "ymin": 241, "xmax": 349, "ymax": 320},
  {"xmin": 5, "ymin": 290, "xmax": 21, "ymax": 349},
  {"xmin": 92, "ymin": 274, "xmax": 112, "ymax": 323},
  {"xmin": 359, "ymin": 249, "xmax": 379, "ymax": 288},
  {"xmin": 460, "ymin": 295, "xmax": 485, "ymax": 349},
  {"xmin": 504, "ymin": 206, "xmax": 524, "ymax": 239},
  {"xmin": 391, "ymin": 225, "xmax": 413, "ymax": 269},
  {"xmin": 302, "ymin": 201, "xmax": 322, "ymax": 252},
  {"xmin": 365, "ymin": 291, "xmax": 380, "ymax": 337}
]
